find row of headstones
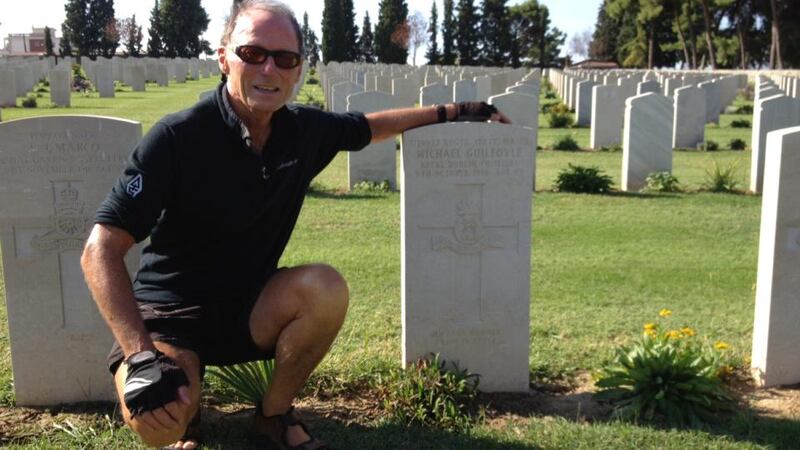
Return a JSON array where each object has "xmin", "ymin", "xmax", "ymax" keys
[
  {"xmin": 0, "ymin": 57, "xmax": 221, "ymax": 108},
  {"xmin": 1, "ymin": 113, "xmax": 797, "ymax": 405},
  {"xmin": 320, "ymin": 63, "xmax": 540, "ymax": 190}
]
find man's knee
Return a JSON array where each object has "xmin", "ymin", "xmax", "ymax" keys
[{"xmin": 297, "ymin": 264, "xmax": 349, "ymax": 309}]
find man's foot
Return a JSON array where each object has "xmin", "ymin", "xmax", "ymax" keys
[
  {"xmin": 161, "ymin": 411, "xmax": 201, "ymax": 450},
  {"xmin": 251, "ymin": 405, "xmax": 327, "ymax": 449}
]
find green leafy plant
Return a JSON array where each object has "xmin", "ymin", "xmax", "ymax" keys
[
  {"xmin": 374, "ymin": 354, "xmax": 480, "ymax": 431},
  {"xmin": 547, "ymin": 103, "xmax": 572, "ymax": 128},
  {"xmin": 730, "ymin": 119, "xmax": 751, "ymax": 128},
  {"xmin": 551, "ymin": 135, "xmax": 580, "ymax": 151},
  {"xmin": 729, "ymin": 138, "xmax": 746, "ymax": 151},
  {"xmin": 594, "ymin": 309, "xmax": 735, "ymax": 426},
  {"xmin": 21, "ymin": 94, "xmax": 38, "ymax": 108},
  {"xmin": 207, "ymin": 359, "xmax": 274, "ymax": 405},
  {"xmin": 545, "ymin": 91, "xmax": 556, "ymax": 99},
  {"xmin": 702, "ymin": 161, "xmax": 739, "ymax": 193},
  {"xmin": 598, "ymin": 144, "xmax": 622, "ymax": 152},
  {"xmin": 352, "ymin": 180, "xmax": 391, "ymax": 192},
  {"xmin": 736, "ymin": 104, "xmax": 753, "ymax": 114},
  {"xmin": 699, "ymin": 140, "xmax": 719, "ymax": 151},
  {"xmin": 71, "ymin": 64, "xmax": 94, "ymax": 92},
  {"xmin": 553, "ymin": 164, "xmax": 613, "ymax": 194},
  {"xmin": 644, "ymin": 172, "xmax": 681, "ymax": 193}
]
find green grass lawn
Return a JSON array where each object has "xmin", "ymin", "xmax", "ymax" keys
[{"xmin": 1, "ymin": 75, "xmax": 797, "ymax": 449}]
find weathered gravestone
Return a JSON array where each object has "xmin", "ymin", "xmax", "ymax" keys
[
  {"xmin": 347, "ymin": 91, "xmax": 401, "ymax": 190},
  {"xmin": 453, "ymin": 79, "xmax": 477, "ymax": 102},
  {"xmin": 401, "ymin": 123, "xmax": 534, "ymax": 392},
  {"xmin": 672, "ymin": 85, "xmax": 706, "ymax": 149},
  {"xmin": 129, "ymin": 66, "xmax": 146, "ymax": 92},
  {"xmin": 750, "ymin": 95, "xmax": 800, "ymax": 193},
  {"xmin": 751, "ymin": 126, "xmax": 800, "ymax": 387},
  {"xmin": 419, "ymin": 83, "xmax": 450, "ymax": 107},
  {"xmin": 48, "ymin": 70, "xmax": 71, "ymax": 107},
  {"xmin": 622, "ymin": 92, "xmax": 674, "ymax": 191},
  {"xmin": 590, "ymin": 84, "xmax": 625, "ymax": 149},
  {"xmin": 0, "ymin": 116, "xmax": 143, "ymax": 405},
  {"xmin": 0, "ymin": 70, "xmax": 17, "ymax": 107}
]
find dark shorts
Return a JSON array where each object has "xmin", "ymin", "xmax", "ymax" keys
[{"xmin": 107, "ymin": 285, "xmax": 276, "ymax": 375}]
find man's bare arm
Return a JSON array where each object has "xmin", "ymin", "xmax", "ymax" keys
[
  {"xmin": 81, "ymin": 223, "xmax": 155, "ymax": 358},
  {"xmin": 365, "ymin": 103, "xmax": 511, "ymax": 143}
]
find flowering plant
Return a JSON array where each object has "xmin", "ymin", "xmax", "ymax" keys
[{"xmin": 594, "ymin": 309, "xmax": 735, "ymax": 426}]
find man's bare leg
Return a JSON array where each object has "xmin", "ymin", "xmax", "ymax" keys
[
  {"xmin": 249, "ymin": 264, "xmax": 349, "ymax": 446},
  {"xmin": 114, "ymin": 342, "xmax": 201, "ymax": 449}
]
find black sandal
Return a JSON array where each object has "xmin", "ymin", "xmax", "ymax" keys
[
  {"xmin": 250, "ymin": 405, "xmax": 328, "ymax": 450},
  {"xmin": 161, "ymin": 410, "xmax": 202, "ymax": 450}
]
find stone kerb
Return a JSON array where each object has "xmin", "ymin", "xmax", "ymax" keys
[
  {"xmin": 0, "ymin": 70, "xmax": 17, "ymax": 107},
  {"xmin": 750, "ymin": 94, "xmax": 800, "ymax": 193},
  {"xmin": 401, "ymin": 122, "xmax": 534, "ymax": 392},
  {"xmin": 346, "ymin": 91, "xmax": 402, "ymax": 190},
  {"xmin": 621, "ymin": 92, "xmax": 674, "ymax": 191},
  {"xmin": 590, "ymin": 84, "xmax": 625, "ymax": 149},
  {"xmin": 419, "ymin": 83, "xmax": 450, "ymax": 107},
  {"xmin": 672, "ymin": 85, "xmax": 707, "ymax": 149},
  {"xmin": 0, "ymin": 115, "xmax": 143, "ymax": 405},
  {"xmin": 751, "ymin": 126, "xmax": 800, "ymax": 387}
]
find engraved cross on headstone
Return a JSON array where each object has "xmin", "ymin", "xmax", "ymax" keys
[{"xmin": 417, "ymin": 183, "xmax": 519, "ymax": 324}]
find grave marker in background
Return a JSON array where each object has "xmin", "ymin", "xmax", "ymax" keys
[{"xmin": 621, "ymin": 92, "xmax": 674, "ymax": 191}]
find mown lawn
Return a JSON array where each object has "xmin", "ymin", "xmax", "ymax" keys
[{"xmin": 1, "ymin": 73, "xmax": 797, "ymax": 449}]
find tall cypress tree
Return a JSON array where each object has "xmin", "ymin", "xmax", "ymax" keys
[
  {"xmin": 425, "ymin": 2, "xmax": 440, "ymax": 64},
  {"xmin": 441, "ymin": 0, "xmax": 456, "ymax": 65},
  {"xmin": 147, "ymin": 0, "xmax": 164, "ymax": 56},
  {"xmin": 90, "ymin": 0, "xmax": 118, "ymax": 58},
  {"xmin": 59, "ymin": 24, "xmax": 74, "ymax": 57},
  {"xmin": 374, "ymin": 0, "xmax": 409, "ymax": 63},
  {"xmin": 44, "ymin": 27, "xmax": 55, "ymax": 56},
  {"xmin": 63, "ymin": 0, "xmax": 89, "ymax": 60},
  {"xmin": 456, "ymin": 0, "xmax": 479, "ymax": 65},
  {"xmin": 341, "ymin": 0, "xmax": 359, "ymax": 61},
  {"xmin": 301, "ymin": 12, "xmax": 321, "ymax": 66},
  {"xmin": 481, "ymin": 0, "xmax": 511, "ymax": 66},
  {"xmin": 159, "ymin": 0, "xmax": 210, "ymax": 57},
  {"xmin": 321, "ymin": 0, "xmax": 345, "ymax": 62},
  {"xmin": 358, "ymin": 12, "xmax": 376, "ymax": 63}
]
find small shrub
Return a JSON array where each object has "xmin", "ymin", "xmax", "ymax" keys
[
  {"xmin": 551, "ymin": 135, "xmax": 580, "ymax": 151},
  {"xmin": 71, "ymin": 64, "xmax": 93, "ymax": 92},
  {"xmin": 594, "ymin": 309, "xmax": 735, "ymax": 426},
  {"xmin": 207, "ymin": 359, "xmax": 274, "ymax": 406},
  {"xmin": 736, "ymin": 104, "xmax": 753, "ymax": 114},
  {"xmin": 548, "ymin": 103, "xmax": 572, "ymax": 128},
  {"xmin": 352, "ymin": 180, "xmax": 392, "ymax": 192},
  {"xmin": 598, "ymin": 144, "xmax": 622, "ymax": 152},
  {"xmin": 699, "ymin": 140, "xmax": 719, "ymax": 151},
  {"xmin": 544, "ymin": 91, "xmax": 556, "ymax": 99},
  {"xmin": 21, "ymin": 94, "xmax": 37, "ymax": 108},
  {"xmin": 306, "ymin": 77, "xmax": 319, "ymax": 85},
  {"xmin": 703, "ymin": 161, "xmax": 739, "ymax": 193},
  {"xmin": 643, "ymin": 172, "xmax": 681, "ymax": 193},
  {"xmin": 553, "ymin": 164, "xmax": 613, "ymax": 194},
  {"xmin": 36, "ymin": 86, "xmax": 49, "ymax": 93},
  {"xmin": 374, "ymin": 354, "xmax": 480, "ymax": 431},
  {"xmin": 730, "ymin": 119, "xmax": 751, "ymax": 128},
  {"xmin": 729, "ymin": 138, "xmax": 746, "ymax": 151}
]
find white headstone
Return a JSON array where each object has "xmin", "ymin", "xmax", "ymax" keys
[
  {"xmin": 331, "ymin": 81, "xmax": 363, "ymax": 113},
  {"xmin": 346, "ymin": 91, "xmax": 401, "ymax": 189},
  {"xmin": 401, "ymin": 122, "xmax": 534, "ymax": 392},
  {"xmin": 0, "ymin": 69, "xmax": 18, "ymax": 107},
  {"xmin": 129, "ymin": 66, "xmax": 145, "ymax": 92},
  {"xmin": 751, "ymin": 126, "xmax": 800, "ymax": 387},
  {"xmin": 637, "ymin": 80, "xmax": 661, "ymax": 95},
  {"xmin": 0, "ymin": 116, "xmax": 143, "ymax": 405},
  {"xmin": 453, "ymin": 79, "xmax": 477, "ymax": 102},
  {"xmin": 488, "ymin": 91, "xmax": 539, "ymax": 130},
  {"xmin": 698, "ymin": 80, "xmax": 720, "ymax": 124},
  {"xmin": 749, "ymin": 95, "xmax": 800, "ymax": 193},
  {"xmin": 622, "ymin": 92, "xmax": 674, "ymax": 191},
  {"xmin": 48, "ymin": 70, "xmax": 71, "ymax": 107},
  {"xmin": 474, "ymin": 75, "xmax": 491, "ymax": 102},
  {"xmin": 672, "ymin": 85, "xmax": 706, "ymax": 149},
  {"xmin": 94, "ymin": 66, "xmax": 114, "ymax": 98},
  {"xmin": 575, "ymin": 80, "xmax": 596, "ymax": 126},
  {"xmin": 420, "ymin": 83, "xmax": 450, "ymax": 107},
  {"xmin": 392, "ymin": 77, "xmax": 417, "ymax": 108},
  {"xmin": 590, "ymin": 84, "xmax": 625, "ymax": 149}
]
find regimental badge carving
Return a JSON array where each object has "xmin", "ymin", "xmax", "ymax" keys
[
  {"xmin": 30, "ymin": 181, "xmax": 91, "ymax": 254},
  {"xmin": 431, "ymin": 199, "xmax": 504, "ymax": 255}
]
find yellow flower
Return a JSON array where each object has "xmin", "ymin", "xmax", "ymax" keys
[
  {"xmin": 644, "ymin": 329, "xmax": 657, "ymax": 338},
  {"xmin": 717, "ymin": 365, "xmax": 734, "ymax": 377},
  {"xmin": 714, "ymin": 341, "xmax": 730, "ymax": 351},
  {"xmin": 643, "ymin": 323, "xmax": 657, "ymax": 331},
  {"xmin": 664, "ymin": 330, "xmax": 682, "ymax": 340},
  {"xmin": 680, "ymin": 327, "xmax": 696, "ymax": 337},
  {"xmin": 659, "ymin": 309, "xmax": 672, "ymax": 317}
]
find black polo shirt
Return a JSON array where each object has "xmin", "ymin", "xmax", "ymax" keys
[{"xmin": 96, "ymin": 82, "xmax": 372, "ymax": 304}]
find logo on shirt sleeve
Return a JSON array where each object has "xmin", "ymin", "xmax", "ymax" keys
[{"xmin": 126, "ymin": 174, "xmax": 143, "ymax": 198}]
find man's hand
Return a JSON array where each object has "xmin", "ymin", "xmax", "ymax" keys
[
  {"xmin": 452, "ymin": 101, "xmax": 512, "ymax": 124},
  {"xmin": 123, "ymin": 350, "xmax": 190, "ymax": 417}
]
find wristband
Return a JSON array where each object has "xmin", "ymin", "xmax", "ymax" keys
[{"xmin": 435, "ymin": 104, "xmax": 448, "ymax": 123}]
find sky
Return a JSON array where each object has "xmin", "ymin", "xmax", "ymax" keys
[{"xmin": 1, "ymin": 0, "xmax": 602, "ymax": 61}]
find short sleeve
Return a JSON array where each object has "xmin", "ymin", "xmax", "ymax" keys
[
  {"xmin": 308, "ymin": 111, "xmax": 372, "ymax": 177},
  {"xmin": 94, "ymin": 122, "xmax": 176, "ymax": 242}
]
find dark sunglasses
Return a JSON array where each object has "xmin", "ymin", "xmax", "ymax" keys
[{"xmin": 234, "ymin": 45, "xmax": 302, "ymax": 69}]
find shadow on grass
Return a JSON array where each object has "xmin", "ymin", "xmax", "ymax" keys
[{"xmin": 306, "ymin": 189, "xmax": 392, "ymax": 201}]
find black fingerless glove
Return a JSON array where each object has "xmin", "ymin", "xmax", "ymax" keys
[
  {"xmin": 123, "ymin": 350, "xmax": 189, "ymax": 417},
  {"xmin": 454, "ymin": 101, "xmax": 498, "ymax": 122}
]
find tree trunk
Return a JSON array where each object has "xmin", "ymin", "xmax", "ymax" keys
[
  {"xmin": 686, "ymin": 0, "xmax": 698, "ymax": 69},
  {"xmin": 734, "ymin": 0, "xmax": 748, "ymax": 69},
  {"xmin": 674, "ymin": 13, "xmax": 691, "ymax": 70},
  {"xmin": 699, "ymin": 0, "xmax": 717, "ymax": 70},
  {"xmin": 647, "ymin": 24, "xmax": 654, "ymax": 69},
  {"xmin": 769, "ymin": 0, "xmax": 783, "ymax": 69}
]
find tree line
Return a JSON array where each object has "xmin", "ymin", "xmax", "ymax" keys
[
  {"xmin": 590, "ymin": 0, "xmax": 799, "ymax": 69},
  {"xmin": 316, "ymin": 0, "xmax": 566, "ymax": 68},
  {"xmin": 54, "ymin": 0, "xmax": 210, "ymax": 61}
]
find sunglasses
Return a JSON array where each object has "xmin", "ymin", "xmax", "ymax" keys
[{"xmin": 234, "ymin": 45, "xmax": 302, "ymax": 69}]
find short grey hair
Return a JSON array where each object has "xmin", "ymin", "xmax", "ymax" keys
[{"xmin": 221, "ymin": 0, "xmax": 304, "ymax": 56}]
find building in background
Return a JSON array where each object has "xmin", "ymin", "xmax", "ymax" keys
[{"xmin": 2, "ymin": 27, "xmax": 61, "ymax": 56}]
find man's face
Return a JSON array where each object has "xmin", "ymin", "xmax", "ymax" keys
[{"xmin": 218, "ymin": 9, "xmax": 302, "ymax": 121}]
